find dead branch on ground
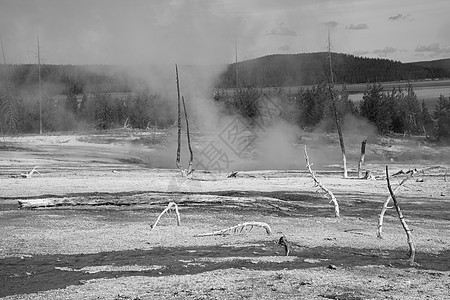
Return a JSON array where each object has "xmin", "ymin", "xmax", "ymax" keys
[
  {"xmin": 150, "ymin": 202, "xmax": 180, "ymax": 230},
  {"xmin": 195, "ymin": 221, "xmax": 272, "ymax": 237},
  {"xmin": 385, "ymin": 166, "xmax": 416, "ymax": 264},
  {"xmin": 358, "ymin": 139, "xmax": 367, "ymax": 178},
  {"xmin": 21, "ymin": 166, "xmax": 42, "ymax": 178},
  {"xmin": 304, "ymin": 146, "xmax": 340, "ymax": 217}
]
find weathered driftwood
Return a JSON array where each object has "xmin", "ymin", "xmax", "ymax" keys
[
  {"xmin": 304, "ymin": 146, "xmax": 340, "ymax": 217},
  {"xmin": 385, "ymin": 166, "xmax": 416, "ymax": 264},
  {"xmin": 358, "ymin": 139, "xmax": 367, "ymax": 178},
  {"xmin": 150, "ymin": 201, "xmax": 180, "ymax": 230},
  {"xmin": 17, "ymin": 193, "xmax": 304, "ymax": 213},
  {"xmin": 21, "ymin": 166, "xmax": 42, "ymax": 178},
  {"xmin": 195, "ymin": 221, "xmax": 272, "ymax": 237}
]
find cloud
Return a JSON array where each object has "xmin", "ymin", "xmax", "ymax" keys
[
  {"xmin": 415, "ymin": 43, "xmax": 450, "ymax": 56},
  {"xmin": 388, "ymin": 13, "xmax": 412, "ymax": 21},
  {"xmin": 324, "ymin": 21, "xmax": 338, "ymax": 28},
  {"xmin": 269, "ymin": 23, "xmax": 297, "ymax": 36},
  {"xmin": 373, "ymin": 46, "xmax": 397, "ymax": 57},
  {"xmin": 278, "ymin": 45, "xmax": 290, "ymax": 51},
  {"xmin": 352, "ymin": 50, "xmax": 370, "ymax": 56},
  {"xmin": 346, "ymin": 23, "xmax": 368, "ymax": 30}
]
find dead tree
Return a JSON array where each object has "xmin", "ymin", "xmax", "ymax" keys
[
  {"xmin": 304, "ymin": 146, "xmax": 340, "ymax": 217},
  {"xmin": 377, "ymin": 173, "xmax": 413, "ymax": 238},
  {"xmin": 195, "ymin": 221, "xmax": 272, "ymax": 237},
  {"xmin": 327, "ymin": 29, "xmax": 347, "ymax": 178},
  {"xmin": 150, "ymin": 202, "xmax": 181, "ymax": 230},
  {"xmin": 385, "ymin": 166, "xmax": 416, "ymax": 264},
  {"xmin": 181, "ymin": 96, "xmax": 194, "ymax": 176},
  {"xmin": 175, "ymin": 64, "xmax": 194, "ymax": 178},
  {"xmin": 358, "ymin": 139, "xmax": 367, "ymax": 178}
]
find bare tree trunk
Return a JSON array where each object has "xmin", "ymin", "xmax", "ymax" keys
[
  {"xmin": 181, "ymin": 96, "xmax": 194, "ymax": 177},
  {"xmin": 304, "ymin": 146, "xmax": 340, "ymax": 217},
  {"xmin": 327, "ymin": 29, "xmax": 347, "ymax": 178},
  {"xmin": 385, "ymin": 166, "xmax": 416, "ymax": 264},
  {"xmin": 175, "ymin": 64, "xmax": 186, "ymax": 177},
  {"xmin": 377, "ymin": 174, "xmax": 412, "ymax": 238},
  {"xmin": 331, "ymin": 90, "xmax": 348, "ymax": 178},
  {"xmin": 358, "ymin": 139, "xmax": 367, "ymax": 178}
]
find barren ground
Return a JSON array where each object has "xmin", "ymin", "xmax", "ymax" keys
[{"xmin": 0, "ymin": 129, "xmax": 449, "ymax": 300}]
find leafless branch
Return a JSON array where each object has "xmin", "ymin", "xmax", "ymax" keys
[
  {"xmin": 150, "ymin": 202, "xmax": 181, "ymax": 230},
  {"xmin": 20, "ymin": 166, "xmax": 42, "ymax": 178}
]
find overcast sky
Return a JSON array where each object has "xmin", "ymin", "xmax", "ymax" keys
[{"xmin": 0, "ymin": 0, "xmax": 449, "ymax": 65}]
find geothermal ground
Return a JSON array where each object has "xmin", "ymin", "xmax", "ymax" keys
[{"xmin": 0, "ymin": 129, "xmax": 449, "ymax": 300}]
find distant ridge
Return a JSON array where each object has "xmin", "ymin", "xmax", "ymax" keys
[
  {"xmin": 216, "ymin": 52, "xmax": 450, "ymax": 88},
  {"xmin": 406, "ymin": 58, "xmax": 450, "ymax": 73}
]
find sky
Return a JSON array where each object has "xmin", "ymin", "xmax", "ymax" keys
[{"xmin": 0, "ymin": 0, "xmax": 449, "ymax": 65}]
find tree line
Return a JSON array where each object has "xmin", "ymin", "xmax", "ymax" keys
[
  {"xmin": 214, "ymin": 80, "xmax": 450, "ymax": 141},
  {"xmin": 0, "ymin": 89, "xmax": 175, "ymax": 134}
]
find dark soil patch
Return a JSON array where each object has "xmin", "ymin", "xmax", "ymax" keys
[
  {"xmin": 0, "ymin": 144, "xmax": 35, "ymax": 152},
  {"xmin": 1, "ymin": 242, "xmax": 448, "ymax": 297}
]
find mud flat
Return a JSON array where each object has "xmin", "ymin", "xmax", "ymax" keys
[{"xmin": 0, "ymin": 131, "xmax": 449, "ymax": 299}]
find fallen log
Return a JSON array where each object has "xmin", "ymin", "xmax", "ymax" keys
[
  {"xmin": 195, "ymin": 221, "xmax": 272, "ymax": 237},
  {"xmin": 17, "ymin": 192, "xmax": 306, "ymax": 213}
]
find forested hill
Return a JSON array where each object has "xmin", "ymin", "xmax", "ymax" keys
[
  {"xmin": 216, "ymin": 53, "xmax": 450, "ymax": 88},
  {"xmin": 406, "ymin": 58, "xmax": 450, "ymax": 73}
]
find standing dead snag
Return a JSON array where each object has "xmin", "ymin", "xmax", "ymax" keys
[
  {"xmin": 195, "ymin": 222, "xmax": 272, "ymax": 237},
  {"xmin": 358, "ymin": 139, "xmax": 367, "ymax": 178},
  {"xmin": 181, "ymin": 96, "xmax": 194, "ymax": 176},
  {"xmin": 304, "ymin": 146, "xmax": 340, "ymax": 217},
  {"xmin": 175, "ymin": 64, "xmax": 194, "ymax": 178},
  {"xmin": 150, "ymin": 202, "xmax": 181, "ymax": 230},
  {"xmin": 385, "ymin": 166, "xmax": 416, "ymax": 264},
  {"xmin": 327, "ymin": 28, "xmax": 347, "ymax": 178},
  {"xmin": 377, "ymin": 172, "xmax": 414, "ymax": 238}
]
